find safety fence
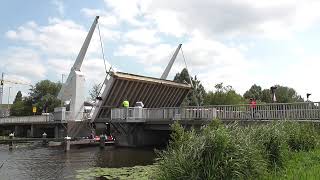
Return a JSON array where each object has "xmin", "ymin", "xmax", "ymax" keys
[
  {"xmin": 111, "ymin": 107, "xmax": 217, "ymax": 122},
  {"xmin": 0, "ymin": 115, "xmax": 54, "ymax": 124},
  {"xmin": 111, "ymin": 102, "xmax": 320, "ymax": 122}
]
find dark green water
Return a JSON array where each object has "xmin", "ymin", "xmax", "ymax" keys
[{"xmin": 0, "ymin": 143, "xmax": 156, "ymax": 180}]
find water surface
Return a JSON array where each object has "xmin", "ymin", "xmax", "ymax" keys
[{"xmin": 0, "ymin": 143, "xmax": 155, "ymax": 180}]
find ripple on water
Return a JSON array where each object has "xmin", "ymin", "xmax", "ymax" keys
[{"xmin": 0, "ymin": 144, "xmax": 155, "ymax": 180}]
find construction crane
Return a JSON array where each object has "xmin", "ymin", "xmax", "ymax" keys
[{"xmin": 0, "ymin": 72, "xmax": 32, "ymax": 104}]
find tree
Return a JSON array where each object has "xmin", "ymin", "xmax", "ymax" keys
[
  {"xmin": 204, "ymin": 83, "xmax": 245, "ymax": 105},
  {"xmin": 173, "ymin": 68, "xmax": 206, "ymax": 106},
  {"xmin": 261, "ymin": 89, "xmax": 272, "ymax": 103},
  {"xmin": 245, "ymin": 84, "xmax": 304, "ymax": 103},
  {"xmin": 13, "ymin": 91, "xmax": 22, "ymax": 103},
  {"xmin": 89, "ymin": 83, "xmax": 101, "ymax": 101},
  {"xmin": 273, "ymin": 85, "xmax": 303, "ymax": 103},
  {"xmin": 10, "ymin": 91, "xmax": 32, "ymax": 116},
  {"xmin": 29, "ymin": 80, "xmax": 62, "ymax": 114},
  {"xmin": 243, "ymin": 84, "xmax": 262, "ymax": 100}
]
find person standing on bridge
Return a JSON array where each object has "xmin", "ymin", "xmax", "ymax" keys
[
  {"xmin": 249, "ymin": 98, "xmax": 257, "ymax": 119},
  {"xmin": 122, "ymin": 100, "xmax": 129, "ymax": 108},
  {"xmin": 122, "ymin": 100, "xmax": 129, "ymax": 119}
]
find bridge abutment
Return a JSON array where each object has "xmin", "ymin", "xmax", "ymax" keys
[{"xmin": 112, "ymin": 123, "xmax": 170, "ymax": 147}]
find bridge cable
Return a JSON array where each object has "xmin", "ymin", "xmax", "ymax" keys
[
  {"xmin": 181, "ymin": 47, "xmax": 200, "ymax": 106},
  {"xmin": 91, "ymin": 22, "xmax": 115, "ymax": 121},
  {"xmin": 97, "ymin": 23, "xmax": 113, "ymax": 74},
  {"xmin": 181, "ymin": 47, "xmax": 193, "ymax": 88}
]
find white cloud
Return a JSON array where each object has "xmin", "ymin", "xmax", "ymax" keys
[
  {"xmin": 5, "ymin": 17, "xmax": 121, "ymax": 58},
  {"xmin": 123, "ymin": 28, "xmax": 160, "ymax": 44},
  {"xmin": 278, "ymin": 55, "xmax": 320, "ymax": 101},
  {"xmin": 81, "ymin": 8, "xmax": 119, "ymax": 27},
  {"xmin": 0, "ymin": 47, "xmax": 47, "ymax": 80},
  {"xmin": 146, "ymin": 10, "xmax": 186, "ymax": 37},
  {"xmin": 104, "ymin": 0, "xmax": 151, "ymax": 26},
  {"xmin": 115, "ymin": 43, "xmax": 174, "ymax": 65},
  {"xmin": 102, "ymin": 0, "xmax": 320, "ymax": 38},
  {"xmin": 52, "ymin": 0, "xmax": 65, "ymax": 16}
]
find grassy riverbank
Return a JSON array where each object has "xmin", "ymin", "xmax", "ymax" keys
[
  {"xmin": 76, "ymin": 120, "xmax": 320, "ymax": 179},
  {"xmin": 265, "ymin": 150, "xmax": 320, "ymax": 179}
]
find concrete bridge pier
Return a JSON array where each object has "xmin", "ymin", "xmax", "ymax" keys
[
  {"xmin": 112, "ymin": 123, "xmax": 170, "ymax": 147},
  {"xmin": 29, "ymin": 124, "xmax": 34, "ymax": 137}
]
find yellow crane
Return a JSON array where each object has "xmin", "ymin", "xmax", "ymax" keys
[{"xmin": 0, "ymin": 72, "xmax": 32, "ymax": 105}]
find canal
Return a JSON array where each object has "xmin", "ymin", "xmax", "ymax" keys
[{"xmin": 0, "ymin": 143, "xmax": 156, "ymax": 179}]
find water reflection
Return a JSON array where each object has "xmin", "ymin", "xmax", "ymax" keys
[{"xmin": 0, "ymin": 144, "xmax": 155, "ymax": 180}]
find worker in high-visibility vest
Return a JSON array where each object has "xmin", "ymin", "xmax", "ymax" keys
[
  {"xmin": 122, "ymin": 100, "xmax": 129, "ymax": 120},
  {"xmin": 122, "ymin": 100, "xmax": 129, "ymax": 108}
]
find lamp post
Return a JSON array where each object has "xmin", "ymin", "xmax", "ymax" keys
[
  {"xmin": 307, "ymin": 93, "xmax": 311, "ymax": 102},
  {"xmin": 270, "ymin": 86, "xmax": 277, "ymax": 103},
  {"xmin": 7, "ymin": 87, "xmax": 11, "ymax": 109}
]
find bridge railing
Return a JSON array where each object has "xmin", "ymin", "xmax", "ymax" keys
[
  {"xmin": 195, "ymin": 102, "xmax": 320, "ymax": 120},
  {"xmin": 0, "ymin": 115, "xmax": 54, "ymax": 124},
  {"xmin": 111, "ymin": 107, "xmax": 217, "ymax": 122},
  {"xmin": 111, "ymin": 102, "xmax": 320, "ymax": 122}
]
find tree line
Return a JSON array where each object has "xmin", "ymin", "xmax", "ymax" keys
[
  {"xmin": 174, "ymin": 68, "xmax": 305, "ymax": 106},
  {"xmin": 9, "ymin": 69, "xmax": 306, "ymax": 116}
]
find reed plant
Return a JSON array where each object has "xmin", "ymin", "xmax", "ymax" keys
[{"xmin": 156, "ymin": 120, "xmax": 320, "ymax": 180}]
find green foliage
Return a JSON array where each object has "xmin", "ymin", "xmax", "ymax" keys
[
  {"xmin": 173, "ymin": 68, "xmax": 206, "ymax": 106},
  {"xmin": 10, "ymin": 91, "xmax": 33, "ymax": 116},
  {"xmin": 29, "ymin": 80, "xmax": 61, "ymax": 114},
  {"xmin": 76, "ymin": 165, "xmax": 158, "ymax": 180},
  {"xmin": 243, "ymin": 84, "xmax": 262, "ymax": 100},
  {"xmin": 157, "ymin": 121, "xmax": 320, "ymax": 180},
  {"xmin": 274, "ymin": 85, "xmax": 304, "ymax": 103},
  {"xmin": 89, "ymin": 83, "xmax": 101, "ymax": 101},
  {"xmin": 204, "ymin": 83, "xmax": 245, "ymax": 105},
  {"xmin": 265, "ymin": 150, "xmax": 320, "ymax": 179},
  {"xmin": 10, "ymin": 80, "xmax": 61, "ymax": 116},
  {"xmin": 249, "ymin": 123, "xmax": 288, "ymax": 170},
  {"xmin": 244, "ymin": 84, "xmax": 304, "ymax": 103},
  {"xmin": 261, "ymin": 89, "xmax": 272, "ymax": 103},
  {"xmin": 13, "ymin": 91, "xmax": 22, "ymax": 103},
  {"xmin": 157, "ymin": 120, "xmax": 267, "ymax": 180},
  {"xmin": 284, "ymin": 122, "xmax": 317, "ymax": 152}
]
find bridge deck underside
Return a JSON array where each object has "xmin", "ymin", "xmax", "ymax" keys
[{"xmin": 94, "ymin": 72, "xmax": 191, "ymax": 121}]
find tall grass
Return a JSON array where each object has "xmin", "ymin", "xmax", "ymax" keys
[{"xmin": 156, "ymin": 120, "xmax": 320, "ymax": 180}]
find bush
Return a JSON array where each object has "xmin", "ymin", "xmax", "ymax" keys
[
  {"xmin": 157, "ymin": 120, "xmax": 267, "ymax": 180},
  {"xmin": 284, "ymin": 122, "xmax": 317, "ymax": 152},
  {"xmin": 157, "ymin": 123, "xmax": 202, "ymax": 179},
  {"xmin": 156, "ymin": 121, "xmax": 320, "ymax": 179},
  {"xmin": 248, "ymin": 122, "xmax": 288, "ymax": 170}
]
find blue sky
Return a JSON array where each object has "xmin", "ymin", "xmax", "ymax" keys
[{"xmin": 1, "ymin": 0, "xmax": 320, "ymax": 103}]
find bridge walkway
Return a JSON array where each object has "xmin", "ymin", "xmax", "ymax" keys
[{"xmin": 110, "ymin": 102, "xmax": 320, "ymax": 122}]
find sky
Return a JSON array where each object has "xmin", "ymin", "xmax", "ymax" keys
[{"xmin": 1, "ymin": 0, "xmax": 320, "ymax": 103}]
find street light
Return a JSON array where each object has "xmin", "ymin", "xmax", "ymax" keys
[
  {"xmin": 270, "ymin": 86, "xmax": 277, "ymax": 103},
  {"xmin": 307, "ymin": 93, "xmax": 311, "ymax": 101},
  {"xmin": 7, "ymin": 87, "xmax": 11, "ymax": 109}
]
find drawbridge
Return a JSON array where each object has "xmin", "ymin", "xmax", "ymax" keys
[
  {"xmin": 92, "ymin": 72, "xmax": 191, "ymax": 122},
  {"xmin": 55, "ymin": 16, "xmax": 192, "ymax": 139}
]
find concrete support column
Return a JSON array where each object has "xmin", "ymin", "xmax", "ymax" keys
[
  {"xmin": 54, "ymin": 125, "xmax": 59, "ymax": 138},
  {"xmin": 100, "ymin": 135, "xmax": 105, "ymax": 149},
  {"xmin": 14, "ymin": 125, "xmax": 24, "ymax": 137},
  {"xmin": 30, "ymin": 124, "xmax": 34, "ymax": 138},
  {"xmin": 65, "ymin": 136, "xmax": 71, "ymax": 152},
  {"xmin": 14, "ymin": 125, "xmax": 19, "ymax": 137},
  {"xmin": 113, "ymin": 123, "xmax": 170, "ymax": 147}
]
